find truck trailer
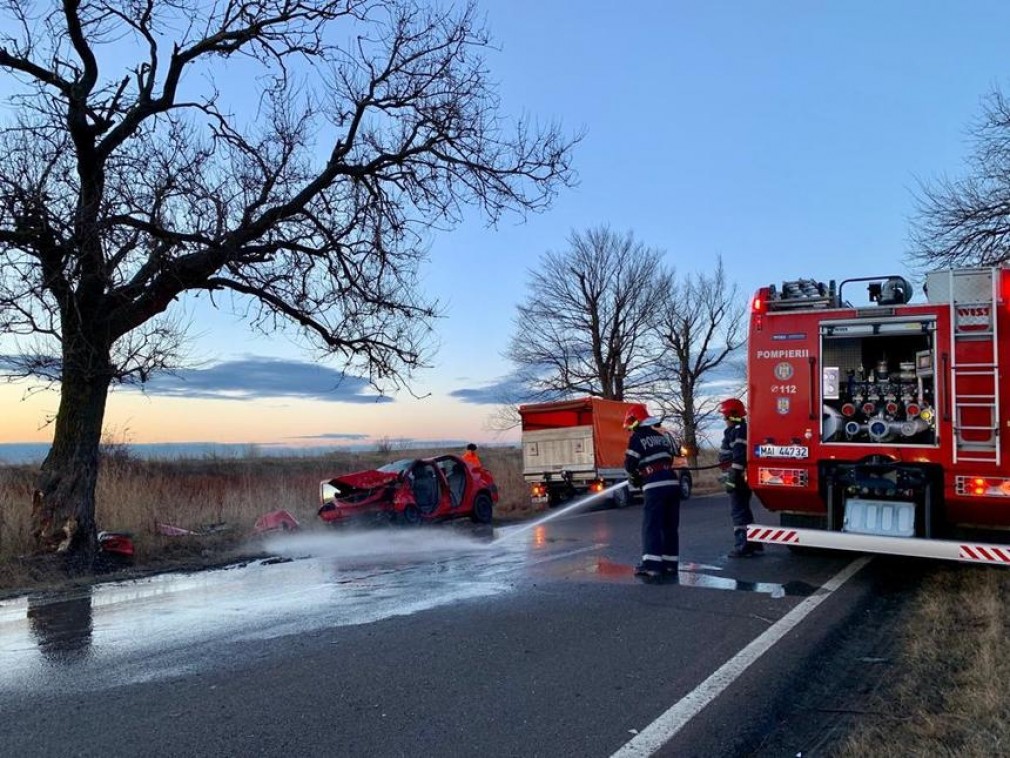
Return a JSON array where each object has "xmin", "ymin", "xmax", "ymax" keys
[
  {"xmin": 745, "ymin": 266, "xmax": 1010, "ymax": 565},
  {"xmin": 519, "ymin": 396, "xmax": 692, "ymax": 509}
]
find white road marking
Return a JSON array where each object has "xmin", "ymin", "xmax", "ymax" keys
[{"xmin": 609, "ymin": 556, "xmax": 871, "ymax": 757}]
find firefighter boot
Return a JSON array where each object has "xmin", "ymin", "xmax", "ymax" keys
[
  {"xmin": 634, "ymin": 563, "xmax": 662, "ymax": 581},
  {"xmin": 728, "ymin": 528, "xmax": 756, "ymax": 558}
]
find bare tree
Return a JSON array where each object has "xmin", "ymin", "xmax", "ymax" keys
[
  {"xmin": 654, "ymin": 258, "xmax": 745, "ymax": 463},
  {"xmin": 910, "ymin": 88, "xmax": 1010, "ymax": 268},
  {"xmin": 505, "ymin": 226, "xmax": 668, "ymax": 403},
  {"xmin": 0, "ymin": 0, "xmax": 576, "ymax": 565}
]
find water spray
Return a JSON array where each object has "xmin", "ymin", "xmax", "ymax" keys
[{"xmin": 492, "ymin": 481, "xmax": 630, "ymax": 545}]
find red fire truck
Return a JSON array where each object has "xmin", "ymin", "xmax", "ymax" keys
[{"xmin": 745, "ymin": 266, "xmax": 1010, "ymax": 565}]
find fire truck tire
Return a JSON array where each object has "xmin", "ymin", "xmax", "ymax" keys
[
  {"xmin": 679, "ymin": 471, "xmax": 692, "ymax": 500},
  {"xmin": 470, "ymin": 492, "xmax": 494, "ymax": 524}
]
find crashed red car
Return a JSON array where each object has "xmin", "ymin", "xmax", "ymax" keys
[{"xmin": 318, "ymin": 454, "xmax": 498, "ymax": 526}]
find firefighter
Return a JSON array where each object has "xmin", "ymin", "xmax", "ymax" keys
[
  {"xmin": 462, "ymin": 443, "xmax": 482, "ymax": 468},
  {"xmin": 718, "ymin": 398, "xmax": 762, "ymax": 558},
  {"xmin": 624, "ymin": 404, "xmax": 681, "ymax": 581}
]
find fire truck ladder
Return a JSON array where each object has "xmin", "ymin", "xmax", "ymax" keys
[{"xmin": 948, "ymin": 268, "xmax": 1001, "ymax": 466}]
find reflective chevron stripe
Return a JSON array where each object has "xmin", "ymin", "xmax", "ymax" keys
[
  {"xmin": 960, "ymin": 544, "xmax": 1010, "ymax": 564},
  {"xmin": 746, "ymin": 527, "xmax": 799, "ymax": 544}
]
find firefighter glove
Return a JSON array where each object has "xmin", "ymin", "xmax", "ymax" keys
[
  {"xmin": 724, "ymin": 469, "xmax": 740, "ymax": 493},
  {"xmin": 629, "ymin": 472, "xmax": 643, "ymax": 489}
]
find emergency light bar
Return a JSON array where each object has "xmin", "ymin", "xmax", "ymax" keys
[{"xmin": 955, "ymin": 476, "xmax": 1010, "ymax": 497}]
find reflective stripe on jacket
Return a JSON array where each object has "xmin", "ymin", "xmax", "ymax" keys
[{"xmin": 625, "ymin": 425, "xmax": 679, "ymax": 490}]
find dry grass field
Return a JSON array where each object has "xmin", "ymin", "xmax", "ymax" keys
[{"xmin": 839, "ymin": 565, "xmax": 1010, "ymax": 757}]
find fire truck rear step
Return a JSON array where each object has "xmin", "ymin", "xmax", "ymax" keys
[{"xmin": 746, "ymin": 525, "xmax": 1010, "ymax": 565}]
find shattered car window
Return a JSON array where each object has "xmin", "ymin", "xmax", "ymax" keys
[{"xmin": 378, "ymin": 459, "xmax": 414, "ymax": 474}]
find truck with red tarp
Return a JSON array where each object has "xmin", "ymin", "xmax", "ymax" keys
[
  {"xmin": 744, "ymin": 266, "xmax": 1010, "ymax": 565},
  {"xmin": 519, "ymin": 397, "xmax": 692, "ymax": 509}
]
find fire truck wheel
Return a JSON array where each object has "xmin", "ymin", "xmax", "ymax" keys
[
  {"xmin": 679, "ymin": 472, "xmax": 692, "ymax": 500},
  {"xmin": 470, "ymin": 492, "xmax": 494, "ymax": 524}
]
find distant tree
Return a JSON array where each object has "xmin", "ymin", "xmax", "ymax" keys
[
  {"xmin": 653, "ymin": 258, "xmax": 745, "ymax": 463},
  {"xmin": 0, "ymin": 0, "xmax": 577, "ymax": 566},
  {"xmin": 483, "ymin": 383, "xmax": 524, "ymax": 433},
  {"xmin": 505, "ymin": 226, "xmax": 669, "ymax": 403},
  {"xmin": 911, "ymin": 88, "xmax": 1010, "ymax": 268}
]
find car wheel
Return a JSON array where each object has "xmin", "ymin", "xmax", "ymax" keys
[
  {"xmin": 399, "ymin": 504, "xmax": 422, "ymax": 526},
  {"xmin": 611, "ymin": 484, "xmax": 631, "ymax": 509},
  {"xmin": 470, "ymin": 492, "xmax": 494, "ymax": 524},
  {"xmin": 679, "ymin": 471, "xmax": 692, "ymax": 500}
]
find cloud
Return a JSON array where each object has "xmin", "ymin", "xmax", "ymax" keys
[
  {"xmin": 133, "ymin": 357, "xmax": 393, "ymax": 404},
  {"xmin": 291, "ymin": 432, "xmax": 370, "ymax": 441},
  {"xmin": 449, "ymin": 374, "xmax": 528, "ymax": 405}
]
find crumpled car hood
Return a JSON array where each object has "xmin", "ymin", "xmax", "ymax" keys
[{"xmin": 329, "ymin": 469, "xmax": 400, "ymax": 496}]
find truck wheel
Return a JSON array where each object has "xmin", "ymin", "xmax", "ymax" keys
[
  {"xmin": 679, "ymin": 471, "xmax": 692, "ymax": 500},
  {"xmin": 470, "ymin": 492, "xmax": 494, "ymax": 524},
  {"xmin": 611, "ymin": 485, "xmax": 631, "ymax": 509}
]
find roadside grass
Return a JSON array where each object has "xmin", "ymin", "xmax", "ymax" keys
[
  {"xmin": 839, "ymin": 565, "xmax": 1010, "ymax": 757},
  {"xmin": 0, "ymin": 445, "xmax": 722, "ymax": 595}
]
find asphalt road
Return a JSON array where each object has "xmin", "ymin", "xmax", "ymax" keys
[{"xmin": 0, "ymin": 493, "xmax": 919, "ymax": 758}]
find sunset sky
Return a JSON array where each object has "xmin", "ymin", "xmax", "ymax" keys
[{"xmin": 3, "ymin": 0, "xmax": 1009, "ymax": 454}]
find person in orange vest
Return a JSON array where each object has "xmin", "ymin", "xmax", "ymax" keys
[{"xmin": 462, "ymin": 443, "xmax": 482, "ymax": 467}]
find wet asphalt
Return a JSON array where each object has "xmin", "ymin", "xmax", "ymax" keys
[{"xmin": 0, "ymin": 493, "xmax": 877, "ymax": 757}]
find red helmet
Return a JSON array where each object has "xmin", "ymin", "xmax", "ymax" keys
[
  {"xmin": 720, "ymin": 398, "xmax": 746, "ymax": 419},
  {"xmin": 624, "ymin": 403, "xmax": 653, "ymax": 430}
]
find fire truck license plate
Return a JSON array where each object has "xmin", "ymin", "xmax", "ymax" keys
[{"xmin": 757, "ymin": 444, "xmax": 809, "ymax": 459}]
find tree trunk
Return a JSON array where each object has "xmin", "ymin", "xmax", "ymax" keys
[
  {"xmin": 681, "ymin": 378, "xmax": 700, "ymax": 468},
  {"xmin": 32, "ymin": 340, "xmax": 113, "ymax": 571}
]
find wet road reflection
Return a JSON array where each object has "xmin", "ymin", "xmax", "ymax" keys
[
  {"xmin": 0, "ymin": 520, "xmax": 810, "ymax": 693},
  {"xmin": 569, "ymin": 558, "xmax": 813, "ymax": 598},
  {"xmin": 27, "ymin": 589, "xmax": 94, "ymax": 662}
]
